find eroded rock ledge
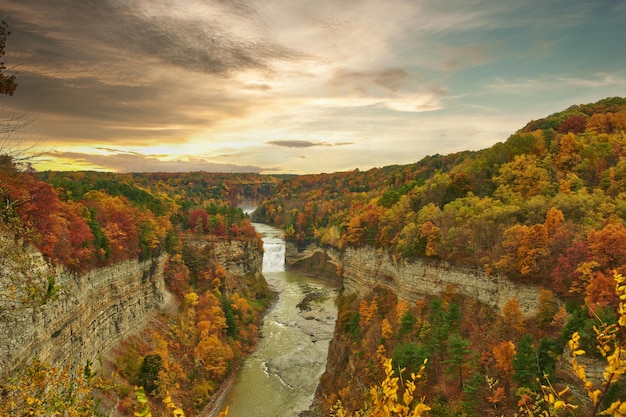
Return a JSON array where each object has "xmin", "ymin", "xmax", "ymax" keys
[
  {"xmin": 0, "ymin": 238, "xmax": 263, "ymax": 376},
  {"xmin": 0, "ymin": 253, "xmax": 171, "ymax": 375},
  {"xmin": 286, "ymin": 242, "xmax": 542, "ymax": 317}
]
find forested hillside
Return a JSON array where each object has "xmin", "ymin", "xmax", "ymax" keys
[
  {"xmin": 0, "ymin": 165, "xmax": 278, "ymax": 415},
  {"xmin": 2, "ymin": 96, "xmax": 626, "ymax": 416},
  {"xmin": 252, "ymin": 97, "xmax": 626, "ymax": 416},
  {"xmin": 255, "ymin": 97, "xmax": 626, "ymax": 296}
]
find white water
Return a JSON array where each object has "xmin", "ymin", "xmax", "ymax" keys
[
  {"xmin": 219, "ymin": 223, "xmax": 338, "ymax": 417},
  {"xmin": 261, "ymin": 226, "xmax": 286, "ymax": 273}
]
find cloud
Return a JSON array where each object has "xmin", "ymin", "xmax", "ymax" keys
[
  {"xmin": 41, "ymin": 150, "xmax": 263, "ymax": 173},
  {"xmin": 2, "ymin": 0, "xmax": 625, "ymax": 175},
  {"xmin": 266, "ymin": 140, "xmax": 352, "ymax": 148},
  {"xmin": 7, "ymin": 0, "xmax": 302, "ymax": 77},
  {"xmin": 558, "ymin": 73, "xmax": 625, "ymax": 88},
  {"xmin": 329, "ymin": 68, "xmax": 409, "ymax": 95}
]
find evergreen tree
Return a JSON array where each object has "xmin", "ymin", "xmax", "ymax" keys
[
  {"xmin": 513, "ymin": 334, "xmax": 538, "ymax": 388},
  {"xmin": 444, "ymin": 333, "xmax": 470, "ymax": 388}
]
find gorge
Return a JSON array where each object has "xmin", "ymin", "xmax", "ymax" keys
[
  {"xmin": 0, "ymin": 237, "xmax": 263, "ymax": 378},
  {"xmin": 218, "ymin": 223, "xmax": 338, "ymax": 417},
  {"xmin": 1, "ymin": 223, "xmax": 548, "ymax": 415}
]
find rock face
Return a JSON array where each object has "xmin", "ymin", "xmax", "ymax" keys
[
  {"xmin": 287, "ymin": 243, "xmax": 543, "ymax": 317},
  {"xmin": 192, "ymin": 238, "xmax": 263, "ymax": 277},
  {"xmin": 0, "ymin": 237, "xmax": 264, "ymax": 377},
  {"xmin": 0, "ymin": 252, "xmax": 171, "ymax": 375}
]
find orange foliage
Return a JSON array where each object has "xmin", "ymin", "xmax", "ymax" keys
[{"xmin": 492, "ymin": 341, "xmax": 516, "ymax": 377}]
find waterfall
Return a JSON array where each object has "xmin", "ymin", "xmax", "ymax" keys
[
  {"xmin": 252, "ymin": 223, "xmax": 285, "ymax": 273},
  {"xmin": 262, "ymin": 234, "xmax": 285, "ymax": 273}
]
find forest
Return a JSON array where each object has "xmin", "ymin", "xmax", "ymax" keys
[
  {"xmin": 251, "ymin": 96, "xmax": 626, "ymax": 416},
  {"xmin": 0, "ymin": 165, "xmax": 279, "ymax": 415}
]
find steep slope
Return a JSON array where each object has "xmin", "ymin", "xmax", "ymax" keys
[{"xmin": 255, "ymin": 97, "xmax": 626, "ymax": 415}]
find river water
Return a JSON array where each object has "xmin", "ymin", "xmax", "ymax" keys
[{"xmin": 218, "ymin": 223, "xmax": 338, "ymax": 417}]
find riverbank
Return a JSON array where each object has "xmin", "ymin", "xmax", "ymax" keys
[
  {"xmin": 198, "ymin": 372, "xmax": 235, "ymax": 417},
  {"xmin": 198, "ymin": 289, "xmax": 280, "ymax": 417}
]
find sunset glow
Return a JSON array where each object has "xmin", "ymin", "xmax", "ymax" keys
[{"xmin": 2, "ymin": 0, "xmax": 625, "ymax": 173}]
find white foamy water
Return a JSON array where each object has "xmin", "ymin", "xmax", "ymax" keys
[{"xmin": 261, "ymin": 228, "xmax": 286, "ymax": 273}]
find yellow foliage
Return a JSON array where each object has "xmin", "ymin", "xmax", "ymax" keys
[
  {"xmin": 381, "ymin": 318, "xmax": 393, "ymax": 339},
  {"xmin": 0, "ymin": 360, "xmax": 110, "ymax": 417},
  {"xmin": 538, "ymin": 270, "xmax": 626, "ymax": 416},
  {"xmin": 331, "ymin": 357, "xmax": 430, "ymax": 417}
]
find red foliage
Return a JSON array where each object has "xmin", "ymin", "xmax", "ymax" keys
[
  {"xmin": 585, "ymin": 271, "xmax": 619, "ymax": 311},
  {"xmin": 83, "ymin": 191, "xmax": 140, "ymax": 264},
  {"xmin": 189, "ymin": 208, "xmax": 208, "ymax": 233},
  {"xmin": 550, "ymin": 242, "xmax": 592, "ymax": 298},
  {"xmin": 9, "ymin": 173, "xmax": 95, "ymax": 271},
  {"xmin": 587, "ymin": 222, "xmax": 626, "ymax": 269},
  {"xmin": 557, "ymin": 115, "xmax": 587, "ymax": 133}
]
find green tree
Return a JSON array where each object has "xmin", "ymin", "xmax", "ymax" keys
[
  {"xmin": 445, "ymin": 333, "xmax": 471, "ymax": 388},
  {"xmin": 392, "ymin": 342, "xmax": 428, "ymax": 375},
  {"xmin": 513, "ymin": 334, "xmax": 538, "ymax": 388},
  {"xmin": 139, "ymin": 353, "xmax": 163, "ymax": 394},
  {"xmin": 397, "ymin": 310, "xmax": 416, "ymax": 339}
]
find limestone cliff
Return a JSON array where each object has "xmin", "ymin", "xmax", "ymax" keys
[
  {"xmin": 286, "ymin": 243, "xmax": 542, "ymax": 317},
  {"xmin": 0, "ymin": 237, "xmax": 264, "ymax": 377},
  {"xmin": 186, "ymin": 237, "xmax": 263, "ymax": 277},
  {"xmin": 0, "ymin": 250, "xmax": 171, "ymax": 375}
]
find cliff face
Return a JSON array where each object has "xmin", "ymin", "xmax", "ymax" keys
[
  {"xmin": 190, "ymin": 238, "xmax": 263, "ymax": 277},
  {"xmin": 0, "ymin": 251, "xmax": 171, "ymax": 375},
  {"xmin": 0, "ymin": 237, "xmax": 264, "ymax": 377},
  {"xmin": 286, "ymin": 243, "xmax": 542, "ymax": 317}
]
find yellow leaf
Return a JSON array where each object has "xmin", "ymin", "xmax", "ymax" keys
[{"xmin": 590, "ymin": 389, "xmax": 602, "ymax": 405}]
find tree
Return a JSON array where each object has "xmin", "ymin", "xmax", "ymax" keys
[
  {"xmin": 139, "ymin": 353, "xmax": 163, "ymax": 394},
  {"xmin": 0, "ymin": 360, "xmax": 108, "ymax": 417},
  {"xmin": 331, "ymin": 357, "xmax": 430, "ymax": 417},
  {"xmin": 587, "ymin": 222, "xmax": 626, "ymax": 270},
  {"xmin": 445, "ymin": 333, "xmax": 470, "ymax": 388},
  {"xmin": 557, "ymin": 115, "xmax": 587, "ymax": 134},
  {"xmin": 0, "ymin": 21, "xmax": 17, "ymax": 96},
  {"xmin": 513, "ymin": 334, "xmax": 538, "ymax": 389},
  {"xmin": 492, "ymin": 340, "xmax": 516, "ymax": 377},
  {"xmin": 493, "ymin": 154, "xmax": 552, "ymax": 202},
  {"xmin": 541, "ymin": 271, "xmax": 626, "ymax": 416},
  {"xmin": 502, "ymin": 298, "xmax": 526, "ymax": 337},
  {"xmin": 189, "ymin": 208, "xmax": 208, "ymax": 233}
]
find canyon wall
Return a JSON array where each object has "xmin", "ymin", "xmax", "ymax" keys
[
  {"xmin": 0, "ymin": 237, "xmax": 263, "ymax": 376},
  {"xmin": 286, "ymin": 243, "xmax": 542, "ymax": 317},
  {"xmin": 0, "ymin": 250, "xmax": 171, "ymax": 375},
  {"xmin": 186, "ymin": 238, "xmax": 263, "ymax": 277}
]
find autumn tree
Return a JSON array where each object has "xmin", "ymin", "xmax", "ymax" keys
[
  {"xmin": 493, "ymin": 154, "xmax": 553, "ymax": 202},
  {"xmin": 189, "ymin": 208, "xmax": 209, "ymax": 233},
  {"xmin": 557, "ymin": 115, "xmax": 587, "ymax": 134},
  {"xmin": 0, "ymin": 360, "xmax": 110, "ymax": 417},
  {"xmin": 502, "ymin": 298, "xmax": 525, "ymax": 337},
  {"xmin": 493, "ymin": 340, "xmax": 516, "ymax": 378}
]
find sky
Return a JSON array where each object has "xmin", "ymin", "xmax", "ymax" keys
[{"xmin": 1, "ymin": 0, "xmax": 625, "ymax": 174}]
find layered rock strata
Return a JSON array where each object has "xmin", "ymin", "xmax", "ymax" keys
[
  {"xmin": 0, "ymin": 237, "xmax": 264, "ymax": 376},
  {"xmin": 0, "ymin": 252, "xmax": 170, "ymax": 375},
  {"xmin": 287, "ymin": 243, "xmax": 542, "ymax": 317}
]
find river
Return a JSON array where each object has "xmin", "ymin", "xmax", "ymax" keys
[{"xmin": 218, "ymin": 223, "xmax": 338, "ymax": 417}]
